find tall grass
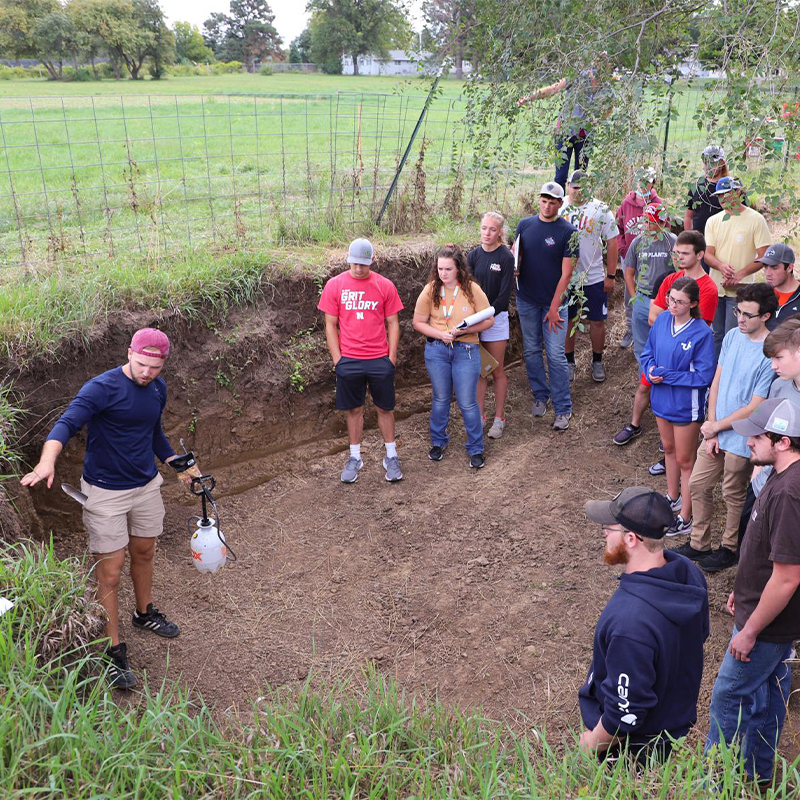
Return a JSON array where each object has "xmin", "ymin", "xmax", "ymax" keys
[
  {"xmin": 0, "ymin": 382, "xmax": 23, "ymax": 478},
  {"xmin": 1, "ymin": 540, "xmax": 797, "ymax": 799}
]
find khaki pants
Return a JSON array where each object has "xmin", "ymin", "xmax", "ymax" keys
[{"xmin": 688, "ymin": 444, "xmax": 752, "ymax": 551}]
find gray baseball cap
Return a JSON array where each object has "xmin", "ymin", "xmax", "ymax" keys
[
  {"xmin": 568, "ymin": 169, "xmax": 587, "ymax": 186},
  {"xmin": 540, "ymin": 181, "xmax": 565, "ymax": 199},
  {"xmin": 757, "ymin": 243, "xmax": 795, "ymax": 266},
  {"xmin": 585, "ymin": 486, "xmax": 675, "ymax": 540},
  {"xmin": 702, "ymin": 145, "xmax": 726, "ymax": 163},
  {"xmin": 347, "ymin": 238, "xmax": 374, "ymax": 265},
  {"xmin": 732, "ymin": 398, "xmax": 800, "ymax": 438}
]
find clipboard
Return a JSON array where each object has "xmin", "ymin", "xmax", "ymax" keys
[{"xmin": 480, "ymin": 345, "xmax": 499, "ymax": 377}]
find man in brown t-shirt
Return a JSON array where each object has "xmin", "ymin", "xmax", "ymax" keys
[{"xmin": 704, "ymin": 398, "xmax": 800, "ymax": 782}]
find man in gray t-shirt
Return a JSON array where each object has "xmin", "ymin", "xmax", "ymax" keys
[{"xmin": 622, "ymin": 214, "xmax": 677, "ymax": 363}]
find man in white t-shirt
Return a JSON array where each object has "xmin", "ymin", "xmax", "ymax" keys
[
  {"xmin": 703, "ymin": 176, "xmax": 771, "ymax": 355},
  {"xmin": 559, "ymin": 170, "xmax": 619, "ymax": 383},
  {"xmin": 318, "ymin": 239, "xmax": 404, "ymax": 484}
]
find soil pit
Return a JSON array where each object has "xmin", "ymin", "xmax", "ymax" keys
[{"xmin": 6, "ymin": 252, "xmax": 799, "ymax": 759}]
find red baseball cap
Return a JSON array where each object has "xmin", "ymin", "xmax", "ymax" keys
[
  {"xmin": 130, "ymin": 328, "xmax": 170, "ymax": 359},
  {"xmin": 644, "ymin": 203, "xmax": 668, "ymax": 225}
]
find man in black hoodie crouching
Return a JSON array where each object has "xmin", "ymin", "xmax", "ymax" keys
[{"xmin": 579, "ymin": 487, "xmax": 710, "ymax": 760}]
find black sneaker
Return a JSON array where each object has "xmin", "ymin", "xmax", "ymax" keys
[
  {"xmin": 613, "ymin": 424, "xmax": 642, "ymax": 446},
  {"xmin": 470, "ymin": 453, "xmax": 486, "ymax": 469},
  {"xmin": 429, "ymin": 445, "xmax": 447, "ymax": 461},
  {"xmin": 106, "ymin": 642, "xmax": 136, "ymax": 690},
  {"xmin": 132, "ymin": 604, "xmax": 180, "ymax": 638},
  {"xmin": 699, "ymin": 547, "xmax": 737, "ymax": 574},
  {"xmin": 672, "ymin": 542, "xmax": 712, "ymax": 561},
  {"xmin": 648, "ymin": 458, "xmax": 666, "ymax": 476}
]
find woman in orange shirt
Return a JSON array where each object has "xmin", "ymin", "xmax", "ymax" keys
[{"xmin": 413, "ymin": 244, "xmax": 494, "ymax": 468}]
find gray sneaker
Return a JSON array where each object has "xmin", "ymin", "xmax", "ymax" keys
[
  {"xmin": 591, "ymin": 361, "xmax": 606, "ymax": 382},
  {"xmin": 620, "ymin": 329, "xmax": 633, "ymax": 349},
  {"xmin": 567, "ymin": 362, "xmax": 576, "ymax": 382},
  {"xmin": 340, "ymin": 456, "xmax": 363, "ymax": 483},
  {"xmin": 487, "ymin": 418, "xmax": 505, "ymax": 439},
  {"xmin": 553, "ymin": 412, "xmax": 572, "ymax": 431},
  {"xmin": 531, "ymin": 400, "xmax": 549, "ymax": 417},
  {"xmin": 382, "ymin": 456, "xmax": 403, "ymax": 482}
]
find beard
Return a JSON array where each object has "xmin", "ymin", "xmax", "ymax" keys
[
  {"xmin": 603, "ymin": 540, "xmax": 630, "ymax": 566},
  {"xmin": 750, "ymin": 456, "xmax": 774, "ymax": 467}
]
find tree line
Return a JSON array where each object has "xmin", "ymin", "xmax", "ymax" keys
[{"xmin": 0, "ymin": 0, "xmax": 477, "ymax": 80}]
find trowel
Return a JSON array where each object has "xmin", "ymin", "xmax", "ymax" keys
[{"xmin": 61, "ymin": 483, "xmax": 88, "ymax": 506}]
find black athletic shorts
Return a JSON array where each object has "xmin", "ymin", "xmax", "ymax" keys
[
  {"xmin": 568, "ymin": 280, "xmax": 608, "ymax": 322},
  {"xmin": 335, "ymin": 356, "xmax": 396, "ymax": 411}
]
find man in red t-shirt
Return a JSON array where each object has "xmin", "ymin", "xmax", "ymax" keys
[
  {"xmin": 318, "ymin": 239, "xmax": 404, "ymax": 483},
  {"xmin": 613, "ymin": 232, "xmax": 719, "ymax": 474}
]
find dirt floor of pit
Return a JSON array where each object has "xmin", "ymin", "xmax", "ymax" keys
[{"xmin": 35, "ymin": 311, "xmax": 799, "ymax": 762}]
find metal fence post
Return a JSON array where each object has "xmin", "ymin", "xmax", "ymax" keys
[
  {"xmin": 375, "ymin": 74, "xmax": 441, "ymax": 225},
  {"xmin": 661, "ymin": 85, "xmax": 673, "ymax": 171}
]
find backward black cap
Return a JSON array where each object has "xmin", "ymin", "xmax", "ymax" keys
[
  {"xmin": 586, "ymin": 487, "xmax": 674, "ymax": 539},
  {"xmin": 614, "ymin": 489, "xmax": 674, "ymax": 539}
]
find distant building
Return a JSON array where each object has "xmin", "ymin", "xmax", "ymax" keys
[
  {"xmin": 341, "ymin": 50, "xmax": 471, "ymax": 77},
  {"xmin": 676, "ymin": 45, "xmax": 724, "ymax": 79}
]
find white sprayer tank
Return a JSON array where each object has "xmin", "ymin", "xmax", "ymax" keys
[{"xmin": 191, "ymin": 520, "xmax": 227, "ymax": 573}]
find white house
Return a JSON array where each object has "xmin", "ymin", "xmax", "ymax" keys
[{"xmin": 342, "ymin": 50, "xmax": 471, "ymax": 77}]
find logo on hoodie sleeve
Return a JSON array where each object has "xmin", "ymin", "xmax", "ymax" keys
[{"xmin": 617, "ymin": 673, "xmax": 638, "ymax": 726}]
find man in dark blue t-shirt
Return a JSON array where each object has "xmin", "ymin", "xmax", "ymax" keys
[
  {"xmin": 514, "ymin": 181, "xmax": 578, "ymax": 430},
  {"xmin": 22, "ymin": 328, "xmax": 200, "ymax": 690}
]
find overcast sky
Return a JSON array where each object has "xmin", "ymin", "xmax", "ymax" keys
[{"xmin": 159, "ymin": 0, "xmax": 424, "ymax": 47}]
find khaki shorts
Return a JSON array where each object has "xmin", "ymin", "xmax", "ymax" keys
[{"xmin": 81, "ymin": 473, "xmax": 165, "ymax": 554}]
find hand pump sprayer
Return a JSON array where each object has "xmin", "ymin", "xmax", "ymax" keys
[
  {"xmin": 172, "ymin": 439, "xmax": 236, "ymax": 573},
  {"xmin": 188, "ymin": 474, "xmax": 235, "ymax": 573}
]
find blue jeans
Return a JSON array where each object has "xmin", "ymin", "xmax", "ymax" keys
[
  {"xmin": 554, "ymin": 133, "xmax": 589, "ymax": 188},
  {"xmin": 704, "ymin": 626, "xmax": 794, "ymax": 780},
  {"xmin": 424, "ymin": 340, "xmax": 484, "ymax": 455},
  {"xmin": 516, "ymin": 297, "xmax": 572, "ymax": 415},
  {"xmin": 712, "ymin": 295, "xmax": 737, "ymax": 357},
  {"xmin": 631, "ymin": 293, "xmax": 652, "ymax": 365}
]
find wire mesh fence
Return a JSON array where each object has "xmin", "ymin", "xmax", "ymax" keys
[
  {"xmin": 0, "ymin": 90, "xmax": 547, "ymax": 269},
  {"xmin": 0, "ymin": 82, "xmax": 797, "ymax": 272}
]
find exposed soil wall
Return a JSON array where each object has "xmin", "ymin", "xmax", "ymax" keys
[{"xmin": 3, "ymin": 243, "xmax": 521, "ymax": 528}]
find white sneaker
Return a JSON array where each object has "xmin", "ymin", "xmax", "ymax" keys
[
  {"xmin": 666, "ymin": 515, "xmax": 692, "ymax": 536},
  {"xmin": 665, "ymin": 493, "xmax": 682, "ymax": 513},
  {"xmin": 487, "ymin": 418, "xmax": 506, "ymax": 439}
]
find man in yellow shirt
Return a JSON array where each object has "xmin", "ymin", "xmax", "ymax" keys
[{"xmin": 703, "ymin": 176, "xmax": 771, "ymax": 356}]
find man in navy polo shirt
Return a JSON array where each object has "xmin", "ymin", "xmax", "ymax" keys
[{"xmin": 513, "ymin": 181, "xmax": 578, "ymax": 430}]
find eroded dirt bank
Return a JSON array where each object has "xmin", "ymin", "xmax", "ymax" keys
[{"xmin": 3, "ymin": 250, "xmax": 798, "ymax": 760}]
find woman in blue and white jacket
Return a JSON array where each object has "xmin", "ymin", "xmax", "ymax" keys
[{"xmin": 640, "ymin": 276, "xmax": 716, "ymax": 535}]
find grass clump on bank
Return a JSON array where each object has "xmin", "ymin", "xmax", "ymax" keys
[{"xmin": 1, "ymin": 540, "xmax": 798, "ymax": 798}]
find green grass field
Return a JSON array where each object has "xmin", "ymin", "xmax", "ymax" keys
[
  {"xmin": 0, "ymin": 72, "xmax": 469, "ymax": 99},
  {"xmin": 0, "ymin": 73, "xmax": 547, "ymax": 271},
  {"xmin": 2, "ymin": 73, "xmax": 794, "ymax": 276}
]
